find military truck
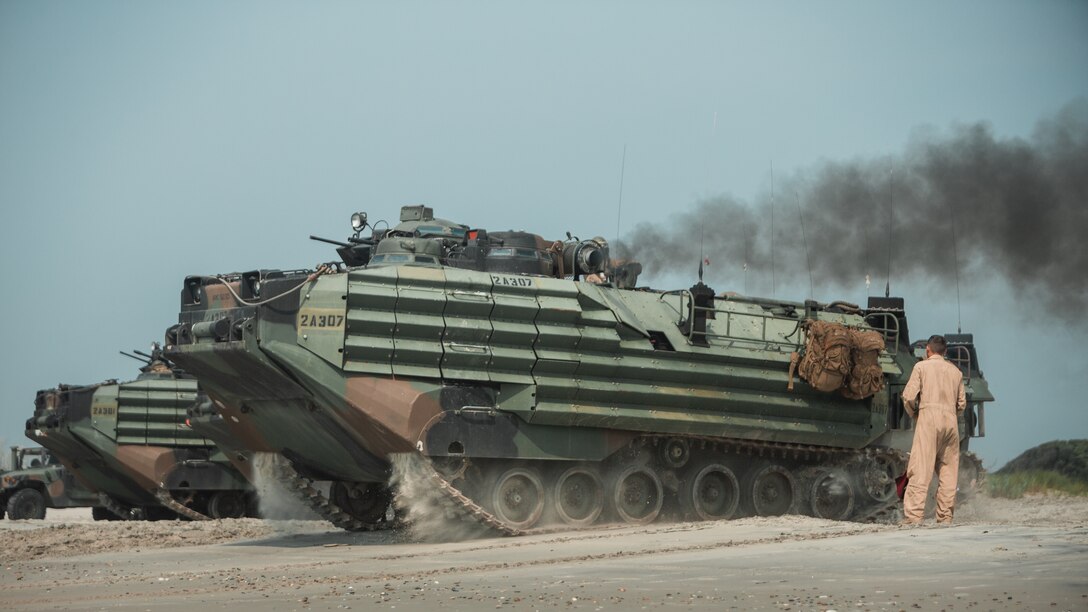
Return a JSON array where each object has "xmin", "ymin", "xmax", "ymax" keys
[
  {"xmin": 26, "ymin": 348, "xmax": 258, "ymax": 520},
  {"xmin": 1, "ymin": 447, "xmax": 100, "ymax": 520},
  {"xmin": 167, "ymin": 205, "xmax": 994, "ymax": 533}
]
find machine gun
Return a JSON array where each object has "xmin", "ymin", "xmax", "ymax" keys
[
  {"xmin": 119, "ymin": 342, "xmax": 177, "ymax": 374},
  {"xmin": 310, "ymin": 211, "xmax": 382, "ymax": 268}
]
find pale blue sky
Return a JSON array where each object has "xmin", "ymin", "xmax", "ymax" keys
[{"xmin": 1, "ymin": 1, "xmax": 1086, "ymax": 468}]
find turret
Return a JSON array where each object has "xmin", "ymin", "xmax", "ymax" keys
[{"xmin": 311, "ymin": 205, "xmax": 637, "ymax": 286}]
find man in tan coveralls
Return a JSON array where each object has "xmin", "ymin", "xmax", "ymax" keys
[{"xmin": 901, "ymin": 334, "xmax": 966, "ymax": 525}]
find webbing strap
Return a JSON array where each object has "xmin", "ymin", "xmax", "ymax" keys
[{"xmin": 787, "ymin": 351, "xmax": 800, "ymax": 391}]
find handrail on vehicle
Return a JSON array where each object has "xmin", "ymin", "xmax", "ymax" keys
[
  {"xmin": 660, "ymin": 290, "xmax": 801, "ymax": 351},
  {"xmin": 661, "ymin": 290, "xmax": 902, "ymax": 356},
  {"xmin": 862, "ymin": 312, "xmax": 901, "ymax": 356},
  {"xmin": 945, "ymin": 344, "xmax": 973, "ymax": 385}
]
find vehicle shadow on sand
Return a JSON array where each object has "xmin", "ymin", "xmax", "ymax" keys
[{"xmin": 226, "ymin": 526, "xmax": 471, "ymax": 549}]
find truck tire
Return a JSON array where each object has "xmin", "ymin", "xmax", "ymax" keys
[{"xmin": 7, "ymin": 488, "xmax": 47, "ymax": 520}]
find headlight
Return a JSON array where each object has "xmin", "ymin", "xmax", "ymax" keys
[{"xmin": 351, "ymin": 212, "xmax": 367, "ymax": 231}]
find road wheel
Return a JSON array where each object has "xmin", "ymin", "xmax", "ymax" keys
[
  {"xmin": 331, "ymin": 482, "xmax": 392, "ymax": 524},
  {"xmin": 207, "ymin": 491, "xmax": 248, "ymax": 519},
  {"xmin": 7, "ymin": 488, "xmax": 47, "ymax": 520},
  {"xmin": 659, "ymin": 438, "xmax": 691, "ymax": 469},
  {"xmin": 611, "ymin": 465, "xmax": 663, "ymax": 525},
  {"xmin": 860, "ymin": 454, "xmax": 898, "ymax": 503},
  {"xmin": 807, "ymin": 469, "xmax": 855, "ymax": 520},
  {"xmin": 553, "ymin": 465, "xmax": 605, "ymax": 527},
  {"xmin": 490, "ymin": 466, "xmax": 546, "ymax": 530},
  {"xmin": 680, "ymin": 462, "xmax": 740, "ymax": 521},
  {"xmin": 748, "ymin": 464, "xmax": 797, "ymax": 517}
]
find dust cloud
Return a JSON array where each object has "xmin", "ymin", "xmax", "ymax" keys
[
  {"xmin": 249, "ymin": 452, "xmax": 322, "ymax": 521},
  {"xmin": 388, "ymin": 453, "xmax": 491, "ymax": 542},
  {"xmin": 954, "ymin": 491, "xmax": 1088, "ymax": 527}
]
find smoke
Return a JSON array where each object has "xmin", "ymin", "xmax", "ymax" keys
[{"xmin": 619, "ymin": 99, "xmax": 1088, "ymax": 320}]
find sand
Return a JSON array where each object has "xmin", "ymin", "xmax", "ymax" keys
[{"xmin": 1, "ymin": 494, "xmax": 1085, "ymax": 611}]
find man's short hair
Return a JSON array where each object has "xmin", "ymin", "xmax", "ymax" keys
[{"xmin": 926, "ymin": 334, "xmax": 948, "ymax": 355}]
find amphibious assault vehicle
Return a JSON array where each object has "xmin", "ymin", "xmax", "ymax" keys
[
  {"xmin": 26, "ymin": 348, "xmax": 257, "ymax": 520},
  {"xmin": 1, "ymin": 447, "xmax": 98, "ymax": 520},
  {"xmin": 168, "ymin": 205, "xmax": 994, "ymax": 534}
]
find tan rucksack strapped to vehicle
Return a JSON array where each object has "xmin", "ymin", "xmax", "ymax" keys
[
  {"xmin": 790, "ymin": 319, "xmax": 853, "ymax": 393},
  {"xmin": 842, "ymin": 329, "xmax": 887, "ymax": 400},
  {"xmin": 787, "ymin": 320, "xmax": 888, "ymax": 399}
]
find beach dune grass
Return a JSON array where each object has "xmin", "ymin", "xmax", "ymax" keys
[{"xmin": 986, "ymin": 469, "xmax": 1088, "ymax": 498}]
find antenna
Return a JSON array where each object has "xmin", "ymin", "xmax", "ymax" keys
[
  {"xmin": 770, "ymin": 161, "xmax": 776, "ymax": 297},
  {"xmin": 743, "ymin": 240, "xmax": 749, "ymax": 295},
  {"xmin": 700, "ymin": 113, "xmax": 714, "ymax": 281},
  {"xmin": 951, "ymin": 201, "xmax": 963, "ymax": 333},
  {"xmin": 699, "ymin": 225, "xmax": 705, "ymax": 282},
  {"xmin": 615, "ymin": 144, "xmax": 627, "ymax": 250},
  {"xmin": 885, "ymin": 165, "xmax": 894, "ymax": 298},
  {"xmin": 796, "ymin": 191, "xmax": 813, "ymax": 299},
  {"xmin": 863, "ymin": 178, "xmax": 872, "ymax": 299}
]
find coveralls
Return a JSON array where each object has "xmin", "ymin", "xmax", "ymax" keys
[{"xmin": 901, "ymin": 354, "xmax": 966, "ymax": 524}]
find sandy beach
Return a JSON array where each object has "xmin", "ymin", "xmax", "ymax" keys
[{"xmin": 2, "ymin": 494, "xmax": 1085, "ymax": 611}]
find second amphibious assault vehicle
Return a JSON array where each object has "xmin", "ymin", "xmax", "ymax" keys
[
  {"xmin": 27, "ymin": 348, "xmax": 258, "ymax": 520},
  {"xmin": 168, "ymin": 205, "xmax": 993, "ymax": 534}
]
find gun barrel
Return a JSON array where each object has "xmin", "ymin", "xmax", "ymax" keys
[
  {"xmin": 119, "ymin": 351, "xmax": 146, "ymax": 363},
  {"xmin": 310, "ymin": 235, "xmax": 353, "ymax": 248}
]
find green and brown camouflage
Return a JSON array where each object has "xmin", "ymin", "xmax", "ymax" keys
[
  {"xmin": 185, "ymin": 391, "xmax": 262, "ymax": 484},
  {"xmin": 166, "ymin": 206, "xmax": 994, "ymax": 531},
  {"xmin": 1, "ymin": 447, "xmax": 99, "ymax": 520},
  {"xmin": 26, "ymin": 350, "xmax": 256, "ymax": 520}
]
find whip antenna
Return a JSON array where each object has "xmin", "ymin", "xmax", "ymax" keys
[
  {"xmin": 885, "ymin": 165, "xmax": 894, "ymax": 298},
  {"xmin": 796, "ymin": 191, "xmax": 813, "ymax": 299},
  {"xmin": 743, "ymin": 240, "xmax": 749, "ymax": 294},
  {"xmin": 699, "ymin": 225, "xmax": 705, "ymax": 282},
  {"xmin": 615, "ymin": 144, "xmax": 627, "ymax": 250},
  {"xmin": 770, "ymin": 161, "xmax": 777, "ymax": 297},
  {"xmin": 951, "ymin": 202, "xmax": 963, "ymax": 333},
  {"xmin": 698, "ymin": 112, "xmax": 715, "ymax": 282},
  {"xmin": 863, "ymin": 177, "xmax": 872, "ymax": 299}
]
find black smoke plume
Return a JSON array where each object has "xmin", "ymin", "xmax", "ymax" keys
[{"xmin": 620, "ymin": 100, "xmax": 1088, "ymax": 320}]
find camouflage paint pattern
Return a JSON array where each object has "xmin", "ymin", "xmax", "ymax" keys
[
  {"xmin": 168, "ymin": 261, "xmax": 923, "ymax": 486},
  {"xmin": 0, "ymin": 452, "xmax": 98, "ymax": 512},
  {"xmin": 26, "ymin": 369, "xmax": 252, "ymax": 512},
  {"xmin": 159, "ymin": 208, "xmax": 997, "ymax": 532}
]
